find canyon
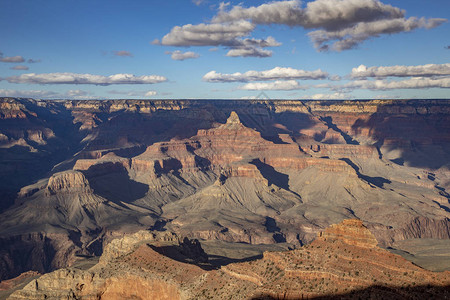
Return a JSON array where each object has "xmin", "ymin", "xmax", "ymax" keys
[
  {"xmin": 6, "ymin": 219, "xmax": 450, "ymax": 299},
  {"xmin": 0, "ymin": 98, "xmax": 449, "ymax": 297}
]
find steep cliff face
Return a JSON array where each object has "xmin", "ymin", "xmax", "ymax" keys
[
  {"xmin": 7, "ymin": 220, "xmax": 450, "ymax": 300},
  {"xmin": 46, "ymin": 171, "xmax": 92, "ymax": 195},
  {"xmin": 0, "ymin": 98, "xmax": 449, "ymax": 282},
  {"xmin": 0, "ymin": 232, "xmax": 76, "ymax": 282}
]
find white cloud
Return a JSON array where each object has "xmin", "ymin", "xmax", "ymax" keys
[
  {"xmin": 329, "ymin": 75, "xmax": 342, "ymax": 81},
  {"xmin": 27, "ymin": 59, "xmax": 41, "ymax": 63},
  {"xmin": 309, "ymin": 16, "xmax": 446, "ymax": 51},
  {"xmin": 351, "ymin": 63, "xmax": 450, "ymax": 78},
  {"xmin": 223, "ymin": 36, "xmax": 281, "ymax": 57},
  {"xmin": 210, "ymin": 0, "xmax": 446, "ymax": 52},
  {"xmin": 144, "ymin": 91, "xmax": 157, "ymax": 97},
  {"xmin": 203, "ymin": 67, "xmax": 329, "ymax": 82},
  {"xmin": 226, "ymin": 48, "xmax": 272, "ymax": 57},
  {"xmin": 213, "ymin": 0, "xmax": 404, "ymax": 28},
  {"xmin": 0, "ymin": 89, "xmax": 59, "ymax": 98},
  {"xmin": 327, "ymin": 77, "xmax": 450, "ymax": 91},
  {"xmin": 0, "ymin": 89, "xmax": 94, "ymax": 99},
  {"xmin": 160, "ymin": 21, "xmax": 255, "ymax": 47},
  {"xmin": 157, "ymin": 20, "xmax": 280, "ymax": 57},
  {"xmin": 213, "ymin": 0, "xmax": 303, "ymax": 25},
  {"xmin": 239, "ymin": 80, "xmax": 306, "ymax": 90},
  {"xmin": 6, "ymin": 72, "xmax": 167, "ymax": 85},
  {"xmin": 113, "ymin": 50, "xmax": 133, "ymax": 57},
  {"xmin": 10, "ymin": 65, "xmax": 29, "ymax": 70},
  {"xmin": 166, "ymin": 50, "xmax": 200, "ymax": 61},
  {"xmin": 0, "ymin": 56, "xmax": 25, "ymax": 63}
]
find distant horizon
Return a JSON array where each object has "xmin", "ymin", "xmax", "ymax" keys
[{"xmin": 4, "ymin": 97, "xmax": 450, "ymax": 102}]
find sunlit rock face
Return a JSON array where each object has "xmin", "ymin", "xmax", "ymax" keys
[
  {"xmin": 7, "ymin": 220, "xmax": 450, "ymax": 300},
  {"xmin": 0, "ymin": 98, "xmax": 449, "ymax": 282},
  {"xmin": 317, "ymin": 219, "xmax": 378, "ymax": 248}
]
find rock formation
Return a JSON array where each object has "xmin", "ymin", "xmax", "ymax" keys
[
  {"xmin": 46, "ymin": 171, "xmax": 92, "ymax": 195},
  {"xmin": 317, "ymin": 219, "xmax": 378, "ymax": 248},
  {"xmin": 0, "ymin": 98, "xmax": 449, "ymax": 281},
  {"xmin": 7, "ymin": 220, "xmax": 450, "ymax": 299}
]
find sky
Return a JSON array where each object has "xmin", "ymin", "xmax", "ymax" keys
[{"xmin": 0, "ymin": 0, "xmax": 449, "ymax": 100}]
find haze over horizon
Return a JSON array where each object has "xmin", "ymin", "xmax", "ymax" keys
[{"xmin": 0, "ymin": 0, "xmax": 449, "ymax": 100}]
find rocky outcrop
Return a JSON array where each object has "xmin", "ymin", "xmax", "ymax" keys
[
  {"xmin": 100, "ymin": 230, "xmax": 179, "ymax": 263},
  {"xmin": 7, "ymin": 232, "xmax": 206, "ymax": 300},
  {"xmin": 0, "ymin": 271, "xmax": 40, "ymax": 292},
  {"xmin": 46, "ymin": 171, "xmax": 92, "ymax": 195},
  {"xmin": 317, "ymin": 219, "xmax": 378, "ymax": 248},
  {"xmin": 0, "ymin": 99, "xmax": 29, "ymax": 119},
  {"xmin": 8, "ymin": 220, "xmax": 450, "ymax": 300}
]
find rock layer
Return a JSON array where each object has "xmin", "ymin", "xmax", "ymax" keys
[
  {"xmin": 0, "ymin": 98, "xmax": 449, "ymax": 281},
  {"xmin": 7, "ymin": 220, "xmax": 450, "ymax": 300}
]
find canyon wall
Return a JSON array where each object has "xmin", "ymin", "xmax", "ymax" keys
[{"xmin": 0, "ymin": 98, "xmax": 449, "ymax": 281}]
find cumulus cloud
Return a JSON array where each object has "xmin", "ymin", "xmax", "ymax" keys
[
  {"xmin": 0, "ymin": 89, "xmax": 94, "ymax": 99},
  {"xmin": 211, "ymin": 0, "xmax": 446, "ymax": 51},
  {"xmin": 227, "ymin": 36, "xmax": 280, "ymax": 57},
  {"xmin": 326, "ymin": 77, "xmax": 450, "ymax": 91},
  {"xmin": 158, "ymin": 20, "xmax": 281, "ymax": 57},
  {"xmin": 213, "ymin": 0, "xmax": 403, "ymax": 28},
  {"xmin": 6, "ymin": 72, "xmax": 167, "ymax": 85},
  {"xmin": 161, "ymin": 21, "xmax": 255, "ymax": 47},
  {"xmin": 0, "ymin": 89, "xmax": 59, "ymax": 98},
  {"xmin": 226, "ymin": 48, "xmax": 272, "ymax": 57},
  {"xmin": 309, "ymin": 16, "xmax": 446, "ymax": 51},
  {"xmin": 10, "ymin": 65, "xmax": 29, "ymax": 70},
  {"xmin": 239, "ymin": 80, "xmax": 306, "ymax": 90},
  {"xmin": 155, "ymin": 0, "xmax": 445, "ymax": 55},
  {"xmin": 113, "ymin": 50, "xmax": 133, "ymax": 57},
  {"xmin": 203, "ymin": 67, "xmax": 329, "ymax": 82},
  {"xmin": 352, "ymin": 77, "xmax": 450, "ymax": 90},
  {"xmin": 0, "ymin": 52, "xmax": 40, "ymax": 63},
  {"xmin": 0, "ymin": 55, "xmax": 25, "ymax": 63},
  {"xmin": 351, "ymin": 63, "xmax": 450, "ymax": 78},
  {"xmin": 166, "ymin": 50, "xmax": 200, "ymax": 61},
  {"xmin": 160, "ymin": 21, "xmax": 279, "ymax": 51},
  {"xmin": 239, "ymin": 36, "xmax": 281, "ymax": 48}
]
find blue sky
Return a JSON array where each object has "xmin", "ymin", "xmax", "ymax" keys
[{"xmin": 0, "ymin": 0, "xmax": 449, "ymax": 100}]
